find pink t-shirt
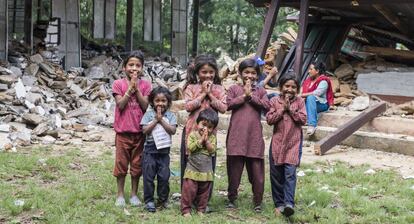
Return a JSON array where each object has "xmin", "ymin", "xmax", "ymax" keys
[{"xmin": 112, "ymin": 78, "xmax": 152, "ymax": 133}]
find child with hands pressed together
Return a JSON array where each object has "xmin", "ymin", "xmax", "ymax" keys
[
  {"xmin": 180, "ymin": 55, "xmax": 227, "ymax": 201},
  {"xmin": 225, "ymin": 58, "xmax": 270, "ymax": 212},
  {"xmin": 181, "ymin": 109, "xmax": 219, "ymax": 217},
  {"xmin": 266, "ymin": 74, "xmax": 307, "ymax": 217},
  {"xmin": 112, "ymin": 51, "xmax": 152, "ymax": 207},
  {"xmin": 141, "ymin": 86, "xmax": 177, "ymax": 213}
]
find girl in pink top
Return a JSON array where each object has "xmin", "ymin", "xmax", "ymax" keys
[
  {"xmin": 266, "ymin": 73, "xmax": 306, "ymax": 217},
  {"xmin": 112, "ymin": 51, "xmax": 152, "ymax": 207},
  {"xmin": 180, "ymin": 55, "xmax": 227, "ymax": 201}
]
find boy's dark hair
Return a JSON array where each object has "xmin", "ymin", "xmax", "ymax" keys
[
  {"xmin": 312, "ymin": 61, "xmax": 326, "ymax": 75},
  {"xmin": 149, "ymin": 86, "xmax": 173, "ymax": 109},
  {"xmin": 279, "ymin": 72, "xmax": 300, "ymax": 92},
  {"xmin": 196, "ymin": 108, "xmax": 219, "ymax": 128},
  {"xmin": 123, "ymin": 50, "xmax": 145, "ymax": 67},
  {"xmin": 187, "ymin": 54, "xmax": 221, "ymax": 85},
  {"xmin": 238, "ymin": 58, "xmax": 260, "ymax": 76}
]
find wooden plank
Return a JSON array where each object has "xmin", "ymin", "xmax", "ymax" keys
[
  {"xmin": 373, "ymin": 4, "xmax": 413, "ymax": 39},
  {"xmin": 314, "ymin": 102, "xmax": 387, "ymax": 155},
  {"xmin": 0, "ymin": 0, "xmax": 7, "ymax": 61},
  {"xmin": 255, "ymin": 0, "xmax": 281, "ymax": 59},
  {"xmin": 294, "ymin": 0, "xmax": 309, "ymax": 79},
  {"xmin": 191, "ymin": 0, "xmax": 200, "ymax": 57},
  {"xmin": 125, "ymin": 0, "xmax": 133, "ymax": 51},
  {"xmin": 362, "ymin": 46, "xmax": 414, "ymax": 62}
]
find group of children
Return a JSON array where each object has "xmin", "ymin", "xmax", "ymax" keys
[{"xmin": 112, "ymin": 51, "xmax": 306, "ymax": 218}]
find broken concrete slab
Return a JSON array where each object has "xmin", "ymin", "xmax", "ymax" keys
[
  {"xmin": 335, "ymin": 63, "xmax": 354, "ymax": 79},
  {"xmin": 25, "ymin": 93, "xmax": 43, "ymax": 105},
  {"xmin": 14, "ymin": 78, "xmax": 27, "ymax": 99},
  {"xmin": 41, "ymin": 135, "xmax": 56, "ymax": 144},
  {"xmin": 0, "ymin": 75, "xmax": 17, "ymax": 85},
  {"xmin": 82, "ymin": 133, "xmax": 102, "ymax": 142},
  {"xmin": 348, "ymin": 96, "xmax": 370, "ymax": 111},
  {"xmin": 9, "ymin": 66, "xmax": 22, "ymax": 77},
  {"xmin": 22, "ymin": 113, "xmax": 44, "ymax": 126},
  {"xmin": 25, "ymin": 64, "xmax": 40, "ymax": 76},
  {"xmin": 0, "ymin": 83, "xmax": 7, "ymax": 90},
  {"xmin": 0, "ymin": 92, "xmax": 14, "ymax": 102},
  {"xmin": 21, "ymin": 75, "xmax": 37, "ymax": 86},
  {"xmin": 32, "ymin": 123, "xmax": 50, "ymax": 136},
  {"xmin": 39, "ymin": 63, "xmax": 56, "ymax": 76},
  {"xmin": 30, "ymin": 54, "xmax": 44, "ymax": 64},
  {"xmin": 357, "ymin": 72, "xmax": 414, "ymax": 98},
  {"xmin": 0, "ymin": 124, "xmax": 10, "ymax": 132}
]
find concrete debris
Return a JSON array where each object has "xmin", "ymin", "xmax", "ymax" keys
[{"xmin": 348, "ymin": 96, "xmax": 370, "ymax": 111}]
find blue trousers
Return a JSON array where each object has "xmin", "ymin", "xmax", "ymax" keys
[
  {"xmin": 269, "ymin": 136, "xmax": 302, "ymax": 208},
  {"xmin": 142, "ymin": 151, "xmax": 170, "ymax": 204},
  {"xmin": 305, "ymin": 95, "xmax": 329, "ymax": 127}
]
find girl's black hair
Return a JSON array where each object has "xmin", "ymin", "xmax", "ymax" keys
[
  {"xmin": 312, "ymin": 61, "xmax": 326, "ymax": 75},
  {"xmin": 238, "ymin": 58, "xmax": 261, "ymax": 76},
  {"xmin": 279, "ymin": 72, "xmax": 300, "ymax": 92},
  {"xmin": 148, "ymin": 86, "xmax": 173, "ymax": 109},
  {"xmin": 123, "ymin": 50, "xmax": 145, "ymax": 67},
  {"xmin": 196, "ymin": 108, "xmax": 219, "ymax": 128},
  {"xmin": 186, "ymin": 54, "xmax": 221, "ymax": 85}
]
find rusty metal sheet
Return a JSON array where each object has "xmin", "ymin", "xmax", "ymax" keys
[
  {"xmin": 52, "ymin": 0, "xmax": 81, "ymax": 69},
  {"xmin": 0, "ymin": 0, "xmax": 8, "ymax": 61}
]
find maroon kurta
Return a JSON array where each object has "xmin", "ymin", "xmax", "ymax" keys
[
  {"xmin": 266, "ymin": 95, "xmax": 306, "ymax": 166},
  {"xmin": 226, "ymin": 84, "xmax": 270, "ymax": 159},
  {"xmin": 184, "ymin": 84, "xmax": 227, "ymax": 154}
]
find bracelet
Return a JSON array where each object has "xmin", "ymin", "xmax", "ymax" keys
[{"xmin": 125, "ymin": 92, "xmax": 130, "ymax": 97}]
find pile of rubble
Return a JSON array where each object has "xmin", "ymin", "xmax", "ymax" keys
[{"xmin": 0, "ymin": 49, "xmax": 187, "ymax": 151}]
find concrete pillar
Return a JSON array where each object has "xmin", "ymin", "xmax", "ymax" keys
[
  {"xmin": 93, "ymin": 0, "xmax": 116, "ymax": 39},
  {"xmin": 143, "ymin": 0, "xmax": 161, "ymax": 42},
  {"xmin": 171, "ymin": 0, "xmax": 188, "ymax": 65},
  {"xmin": 0, "ymin": 0, "xmax": 8, "ymax": 61},
  {"xmin": 52, "ymin": 0, "xmax": 81, "ymax": 69}
]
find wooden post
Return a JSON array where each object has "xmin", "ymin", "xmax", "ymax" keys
[
  {"xmin": 255, "ymin": 0, "xmax": 281, "ymax": 59},
  {"xmin": 125, "ymin": 0, "xmax": 133, "ymax": 52},
  {"xmin": 314, "ymin": 102, "xmax": 387, "ymax": 155},
  {"xmin": 294, "ymin": 0, "xmax": 309, "ymax": 79},
  {"xmin": 191, "ymin": 0, "xmax": 200, "ymax": 58},
  {"xmin": 24, "ymin": 0, "xmax": 33, "ymax": 54}
]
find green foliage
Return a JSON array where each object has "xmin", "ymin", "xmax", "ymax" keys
[{"xmin": 77, "ymin": 0, "xmax": 296, "ymax": 58}]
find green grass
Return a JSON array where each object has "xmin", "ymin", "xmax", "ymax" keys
[{"xmin": 1, "ymin": 146, "xmax": 413, "ymax": 224}]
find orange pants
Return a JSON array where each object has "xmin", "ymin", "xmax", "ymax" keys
[{"xmin": 113, "ymin": 133, "xmax": 144, "ymax": 177}]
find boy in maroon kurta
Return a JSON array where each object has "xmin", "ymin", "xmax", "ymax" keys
[
  {"xmin": 226, "ymin": 58, "xmax": 270, "ymax": 212},
  {"xmin": 266, "ymin": 74, "xmax": 306, "ymax": 217}
]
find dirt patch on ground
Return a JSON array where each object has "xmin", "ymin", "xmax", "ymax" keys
[{"xmin": 39, "ymin": 126, "xmax": 414, "ymax": 178}]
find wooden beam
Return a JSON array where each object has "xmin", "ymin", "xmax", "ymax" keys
[
  {"xmin": 294, "ymin": 0, "xmax": 309, "ymax": 79},
  {"xmin": 192, "ymin": 0, "xmax": 200, "ymax": 57},
  {"xmin": 314, "ymin": 102, "xmax": 387, "ymax": 155},
  {"xmin": 363, "ymin": 46, "xmax": 414, "ymax": 63},
  {"xmin": 24, "ymin": 0, "xmax": 33, "ymax": 54},
  {"xmin": 255, "ymin": 0, "xmax": 281, "ymax": 59},
  {"xmin": 125, "ymin": 0, "xmax": 133, "ymax": 52},
  {"xmin": 373, "ymin": 4, "xmax": 412, "ymax": 39}
]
